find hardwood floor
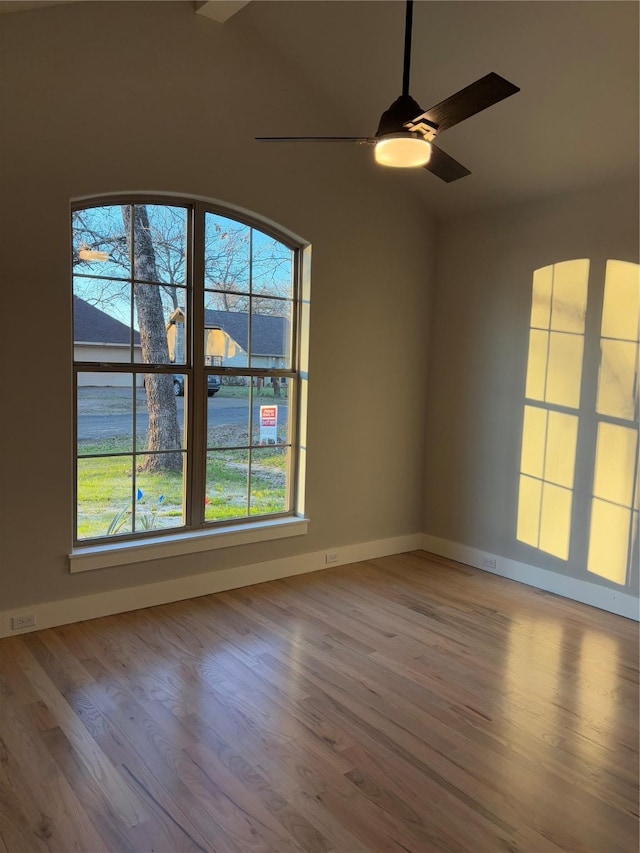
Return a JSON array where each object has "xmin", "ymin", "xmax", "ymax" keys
[{"xmin": 0, "ymin": 550, "xmax": 638, "ymax": 852}]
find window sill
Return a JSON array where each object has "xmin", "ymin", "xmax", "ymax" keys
[{"xmin": 69, "ymin": 516, "xmax": 309, "ymax": 574}]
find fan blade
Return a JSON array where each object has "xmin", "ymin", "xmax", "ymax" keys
[
  {"xmin": 412, "ymin": 73, "xmax": 520, "ymax": 133},
  {"xmin": 256, "ymin": 136, "xmax": 375, "ymax": 143},
  {"xmin": 425, "ymin": 144, "xmax": 471, "ymax": 183}
]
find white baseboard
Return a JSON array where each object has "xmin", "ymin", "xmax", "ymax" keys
[
  {"xmin": 0, "ymin": 534, "xmax": 423, "ymax": 638},
  {"xmin": 421, "ymin": 534, "xmax": 639, "ymax": 622},
  {"xmin": 4, "ymin": 530, "xmax": 636, "ymax": 637}
]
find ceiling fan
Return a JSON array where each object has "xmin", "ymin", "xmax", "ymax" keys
[{"xmin": 256, "ymin": 0, "xmax": 519, "ymax": 182}]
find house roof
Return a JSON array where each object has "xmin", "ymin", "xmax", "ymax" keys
[
  {"xmin": 74, "ymin": 297, "xmax": 285, "ymax": 356},
  {"xmin": 204, "ymin": 308, "xmax": 287, "ymax": 357},
  {"xmin": 73, "ymin": 296, "xmax": 140, "ymax": 345}
]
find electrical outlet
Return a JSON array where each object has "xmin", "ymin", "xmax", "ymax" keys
[
  {"xmin": 11, "ymin": 613, "xmax": 36, "ymax": 631},
  {"xmin": 481, "ymin": 557, "xmax": 497, "ymax": 570},
  {"xmin": 325, "ymin": 551, "xmax": 338, "ymax": 565}
]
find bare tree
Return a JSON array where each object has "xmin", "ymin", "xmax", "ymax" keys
[
  {"xmin": 121, "ymin": 205, "xmax": 182, "ymax": 473},
  {"xmin": 72, "ymin": 203, "xmax": 292, "ymax": 474},
  {"xmin": 73, "ymin": 204, "xmax": 182, "ymax": 473},
  {"xmin": 204, "ymin": 216, "xmax": 292, "ymax": 316}
]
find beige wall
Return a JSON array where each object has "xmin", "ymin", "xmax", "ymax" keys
[
  {"xmin": 424, "ymin": 181, "xmax": 639, "ymax": 597},
  {"xmin": 2, "ymin": 1, "xmax": 635, "ymax": 619},
  {"xmin": 0, "ymin": 2, "xmax": 433, "ymax": 609}
]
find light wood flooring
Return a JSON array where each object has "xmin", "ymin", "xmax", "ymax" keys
[{"xmin": 0, "ymin": 551, "xmax": 638, "ymax": 852}]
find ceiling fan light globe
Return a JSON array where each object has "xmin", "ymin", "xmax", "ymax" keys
[{"xmin": 374, "ymin": 133, "xmax": 432, "ymax": 168}]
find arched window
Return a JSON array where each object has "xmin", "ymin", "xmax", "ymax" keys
[{"xmin": 71, "ymin": 198, "xmax": 309, "ymax": 561}]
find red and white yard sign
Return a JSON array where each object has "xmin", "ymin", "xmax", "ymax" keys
[{"xmin": 259, "ymin": 405, "xmax": 278, "ymax": 444}]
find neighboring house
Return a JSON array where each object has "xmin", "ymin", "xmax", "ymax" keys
[
  {"xmin": 167, "ymin": 306, "xmax": 289, "ymax": 371},
  {"xmin": 73, "ymin": 296, "xmax": 143, "ymax": 386},
  {"xmin": 74, "ymin": 298, "xmax": 288, "ymax": 388}
]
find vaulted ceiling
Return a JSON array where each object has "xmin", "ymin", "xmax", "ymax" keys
[
  {"xmin": 237, "ymin": 1, "xmax": 639, "ymax": 216},
  {"xmin": 2, "ymin": 1, "xmax": 637, "ymax": 217}
]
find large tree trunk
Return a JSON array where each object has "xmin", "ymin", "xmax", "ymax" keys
[{"xmin": 122, "ymin": 205, "xmax": 182, "ymax": 473}]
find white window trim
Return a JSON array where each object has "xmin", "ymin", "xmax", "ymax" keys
[
  {"xmin": 69, "ymin": 515, "xmax": 309, "ymax": 573},
  {"xmin": 72, "ymin": 197, "xmax": 310, "ymax": 568}
]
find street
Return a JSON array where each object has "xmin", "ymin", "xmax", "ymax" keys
[{"xmin": 77, "ymin": 391, "xmax": 288, "ymax": 441}]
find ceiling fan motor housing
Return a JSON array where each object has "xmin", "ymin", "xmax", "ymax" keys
[{"xmin": 376, "ymin": 94, "xmax": 425, "ymax": 137}]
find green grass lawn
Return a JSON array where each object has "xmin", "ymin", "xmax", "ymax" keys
[
  {"xmin": 216, "ymin": 383, "xmax": 288, "ymax": 400},
  {"xmin": 77, "ymin": 437, "xmax": 288, "ymax": 540}
]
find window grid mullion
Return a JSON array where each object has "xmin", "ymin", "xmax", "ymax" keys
[
  {"xmin": 189, "ymin": 203, "xmax": 206, "ymax": 529},
  {"xmin": 127, "ymin": 205, "xmax": 137, "ymax": 533},
  {"xmin": 247, "ymin": 227, "xmax": 254, "ymax": 515}
]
